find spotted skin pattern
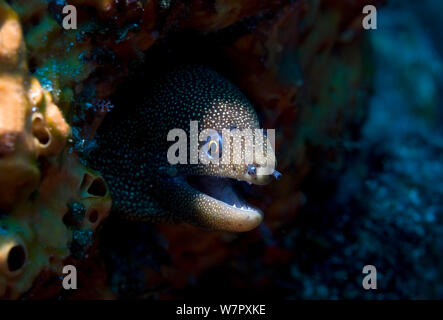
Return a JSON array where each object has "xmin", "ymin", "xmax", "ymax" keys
[{"xmin": 90, "ymin": 65, "xmax": 276, "ymax": 231}]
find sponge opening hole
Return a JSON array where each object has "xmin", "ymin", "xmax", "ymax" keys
[
  {"xmin": 87, "ymin": 178, "xmax": 107, "ymax": 197},
  {"xmin": 32, "ymin": 116, "xmax": 51, "ymax": 146},
  {"xmin": 7, "ymin": 244, "xmax": 26, "ymax": 273}
]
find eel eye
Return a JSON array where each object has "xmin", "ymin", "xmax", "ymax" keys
[
  {"xmin": 208, "ymin": 139, "xmax": 219, "ymax": 154},
  {"xmin": 203, "ymin": 133, "xmax": 222, "ymax": 160}
]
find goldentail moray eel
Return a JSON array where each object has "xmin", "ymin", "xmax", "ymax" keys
[{"xmin": 90, "ymin": 65, "xmax": 280, "ymax": 232}]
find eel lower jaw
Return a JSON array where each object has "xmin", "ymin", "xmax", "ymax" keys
[{"xmin": 186, "ymin": 175, "xmax": 264, "ymax": 232}]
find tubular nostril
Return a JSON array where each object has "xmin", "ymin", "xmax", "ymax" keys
[
  {"xmin": 247, "ymin": 165, "xmax": 256, "ymax": 176},
  {"xmin": 272, "ymin": 170, "xmax": 282, "ymax": 180},
  {"xmin": 7, "ymin": 244, "xmax": 26, "ymax": 273}
]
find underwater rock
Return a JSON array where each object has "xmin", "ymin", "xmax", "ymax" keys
[
  {"xmin": 223, "ymin": 0, "xmax": 375, "ymax": 230},
  {"xmin": 8, "ymin": 0, "xmax": 291, "ymax": 122},
  {"xmin": 153, "ymin": 0, "xmax": 376, "ymax": 295},
  {"xmin": 0, "ymin": 0, "xmax": 376, "ymax": 299}
]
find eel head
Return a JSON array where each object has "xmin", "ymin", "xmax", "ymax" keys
[{"xmin": 152, "ymin": 66, "xmax": 280, "ymax": 232}]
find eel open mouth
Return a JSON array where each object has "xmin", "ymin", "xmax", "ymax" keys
[
  {"xmin": 185, "ymin": 175, "xmax": 264, "ymax": 232},
  {"xmin": 187, "ymin": 175, "xmax": 260, "ymax": 213}
]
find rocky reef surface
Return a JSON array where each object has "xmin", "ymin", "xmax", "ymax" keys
[{"xmin": 0, "ymin": 0, "xmax": 377, "ymax": 299}]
